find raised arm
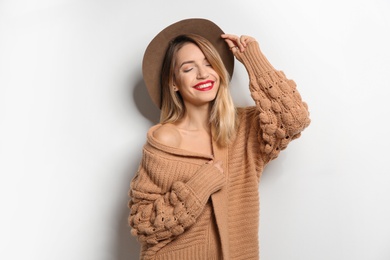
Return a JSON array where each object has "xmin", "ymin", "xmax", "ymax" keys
[{"xmin": 222, "ymin": 34, "xmax": 311, "ymax": 164}]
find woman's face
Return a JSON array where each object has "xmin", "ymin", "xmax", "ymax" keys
[{"xmin": 173, "ymin": 43, "xmax": 220, "ymax": 107}]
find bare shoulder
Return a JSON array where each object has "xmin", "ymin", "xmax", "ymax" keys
[{"xmin": 153, "ymin": 123, "xmax": 181, "ymax": 148}]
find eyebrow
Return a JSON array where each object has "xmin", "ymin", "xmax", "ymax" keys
[
  {"xmin": 179, "ymin": 58, "xmax": 208, "ymax": 69},
  {"xmin": 179, "ymin": 60, "xmax": 195, "ymax": 68}
]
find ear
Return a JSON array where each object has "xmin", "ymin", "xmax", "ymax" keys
[
  {"xmin": 172, "ymin": 74, "xmax": 178, "ymax": 91},
  {"xmin": 172, "ymin": 81, "xmax": 179, "ymax": 91}
]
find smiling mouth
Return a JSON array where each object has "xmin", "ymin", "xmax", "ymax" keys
[{"xmin": 193, "ymin": 81, "xmax": 214, "ymax": 91}]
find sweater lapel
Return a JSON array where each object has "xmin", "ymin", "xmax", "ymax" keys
[{"xmin": 211, "ymin": 137, "xmax": 230, "ymax": 260}]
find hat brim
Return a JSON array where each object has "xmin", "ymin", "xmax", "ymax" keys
[{"xmin": 142, "ymin": 18, "xmax": 234, "ymax": 109}]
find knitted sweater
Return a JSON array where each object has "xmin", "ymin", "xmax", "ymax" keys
[{"xmin": 128, "ymin": 41, "xmax": 311, "ymax": 260}]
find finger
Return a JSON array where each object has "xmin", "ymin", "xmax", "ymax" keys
[
  {"xmin": 222, "ymin": 34, "xmax": 242, "ymax": 49},
  {"xmin": 223, "ymin": 37, "xmax": 235, "ymax": 48},
  {"xmin": 223, "ymin": 38, "xmax": 240, "ymax": 54},
  {"xmin": 213, "ymin": 161, "xmax": 224, "ymax": 173},
  {"xmin": 240, "ymin": 35, "xmax": 247, "ymax": 48},
  {"xmin": 240, "ymin": 35, "xmax": 256, "ymax": 47},
  {"xmin": 234, "ymin": 36, "xmax": 245, "ymax": 52},
  {"xmin": 221, "ymin": 33, "xmax": 238, "ymax": 40},
  {"xmin": 222, "ymin": 34, "xmax": 248, "ymax": 52},
  {"xmin": 214, "ymin": 160, "xmax": 223, "ymax": 166}
]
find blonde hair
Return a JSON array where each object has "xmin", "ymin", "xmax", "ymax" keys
[{"xmin": 160, "ymin": 34, "xmax": 237, "ymax": 147}]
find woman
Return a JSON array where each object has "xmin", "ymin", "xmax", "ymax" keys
[{"xmin": 129, "ymin": 18, "xmax": 310, "ymax": 260}]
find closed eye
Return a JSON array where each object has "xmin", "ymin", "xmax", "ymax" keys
[{"xmin": 204, "ymin": 60, "xmax": 212, "ymax": 67}]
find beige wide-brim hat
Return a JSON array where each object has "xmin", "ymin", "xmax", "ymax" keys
[{"xmin": 142, "ymin": 18, "xmax": 234, "ymax": 109}]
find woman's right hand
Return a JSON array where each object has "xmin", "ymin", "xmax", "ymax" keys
[
  {"xmin": 208, "ymin": 160, "xmax": 224, "ymax": 173},
  {"xmin": 221, "ymin": 34, "xmax": 257, "ymax": 54}
]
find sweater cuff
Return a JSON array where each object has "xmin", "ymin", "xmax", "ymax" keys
[
  {"xmin": 184, "ymin": 163, "xmax": 226, "ymax": 206},
  {"xmin": 236, "ymin": 41, "xmax": 276, "ymax": 75}
]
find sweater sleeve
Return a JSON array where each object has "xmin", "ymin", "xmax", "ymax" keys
[
  {"xmin": 128, "ymin": 157, "xmax": 226, "ymax": 249},
  {"xmin": 236, "ymin": 41, "xmax": 311, "ymax": 164}
]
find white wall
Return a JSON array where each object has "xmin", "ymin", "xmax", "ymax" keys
[{"xmin": 1, "ymin": 0, "xmax": 389, "ymax": 259}]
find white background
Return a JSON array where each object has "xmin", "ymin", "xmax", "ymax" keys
[{"xmin": 1, "ymin": 0, "xmax": 390, "ymax": 259}]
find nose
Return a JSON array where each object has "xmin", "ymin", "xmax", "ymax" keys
[{"xmin": 196, "ymin": 67, "xmax": 209, "ymax": 79}]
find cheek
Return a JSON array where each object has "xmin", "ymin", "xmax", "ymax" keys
[
  {"xmin": 215, "ymin": 81, "xmax": 221, "ymax": 91},
  {"xmin": 214, "ymin": 73, "xmax": 221, "ymax": 85},
  {"xmin": 215, "ymin": 75, "xmax": 222, "ymax": 90},
  {"xmin": 210, "ymin": 69, "xmax": 219, "ymax": 80},
  {"xmin": 176, "ymin": 74, "xmax": 192, "ymax": 87}
]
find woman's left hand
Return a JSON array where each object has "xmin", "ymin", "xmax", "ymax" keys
[{"xmin": 221, "ymin": 34, "xmax": 257, "ymax": 54}]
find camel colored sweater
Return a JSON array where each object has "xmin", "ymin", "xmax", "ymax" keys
[{"xmin": 128, "ymin": 41, "xmax": 310, "ymax": 260}]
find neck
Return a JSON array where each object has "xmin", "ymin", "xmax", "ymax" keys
[{"xmin": 177, "ymin": 103, "xmax": 211, "ymax": 131}]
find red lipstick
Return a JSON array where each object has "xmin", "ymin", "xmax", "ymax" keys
[{"xmin": 193, "ymin": 80, "xmax": 214, "ymax": 91}]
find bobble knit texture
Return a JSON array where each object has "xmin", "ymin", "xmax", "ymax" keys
[{"xmin": 129, "ymin": 41, "xmax": 311, "ymax": 260}]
